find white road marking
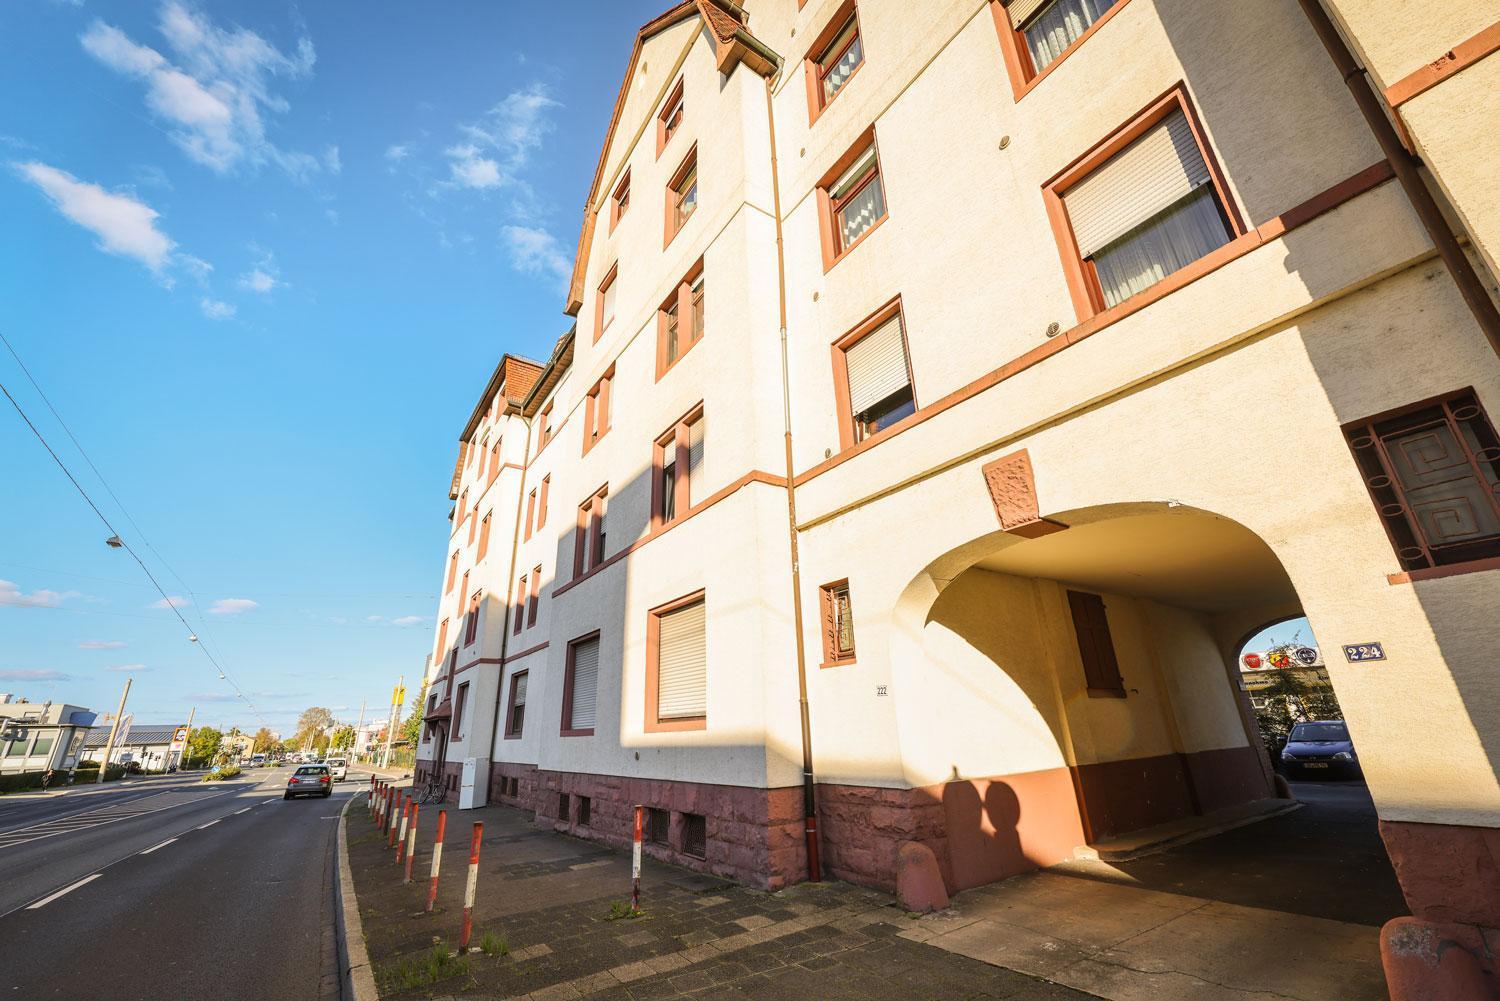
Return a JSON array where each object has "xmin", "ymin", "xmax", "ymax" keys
[
  {"xmin": 196, "ymin": 819, "xmax": 219, "ymax": 830},
  {"xmin": 26, "ymin": 873, "xmax": 101, "ymax": 909},
  {"xmin": 140, "ymin": 838, "xmax": 177, "ymax": 855},
  {"xmin": 233, "ymin": 807, "xmax": 251, "ymax": 815}
]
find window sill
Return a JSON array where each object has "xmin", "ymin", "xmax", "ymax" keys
[
  {"xmin": 807, "ymin": 60, "xmax": 863, "ymax": 126},
  {"xmin": 1086, "ymin": 687, "xmax": 1127, "ymax": 699},
  {"xmin": 822, "ymin": 212, "xmax": 887, "ymax": 273},
  {"xmin": 663, "ymin": 217, "xmax": 693, "ymax": 251},
  {"xmin": 559, "ymin": 728, "xmax": 595, "ymax": 738},
  {"xmin": 1387, "ymin": 556, "xmax": 1500, "ymax": 585},
  {"xmin": 581, "ymin": 430, "xmax": 609, "ymax": 456},
  {"xmin": 644, "ymin": 716, "xmax": 707, "ymax": 734},
  {"xmin": 503, "ymin": 732, "xmax": 523, "ymax": 741},
  {"xmin": 655, "ymin": 333, "xmax": 703, "ymax": 382},
  {"xmin": 820, "ymin": 658, "xmax": 857, "ymax": 670}
]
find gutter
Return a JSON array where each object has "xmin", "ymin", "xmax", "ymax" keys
[{"xmin": 1296, "ymin": 0, "xmax": 1500, "ymax": 359}]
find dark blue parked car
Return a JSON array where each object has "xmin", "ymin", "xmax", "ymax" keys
[{"xmin": 1280, "ymin": 720, "xmax": 1360, "ymax": 777}]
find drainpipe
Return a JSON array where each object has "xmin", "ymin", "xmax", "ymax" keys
[
  {"xmin": 1296, "ymin": 0, "xmax": 1500, "ymax": 360},
  {"xmin": 764, "ymin": 75, "xmax": 821, "ymax": 883}
]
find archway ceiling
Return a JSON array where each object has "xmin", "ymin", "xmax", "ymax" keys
[{"xmin": 973, "ymin": 511, "xmax": 1299, "ymax": 613}]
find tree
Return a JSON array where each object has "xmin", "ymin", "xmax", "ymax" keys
[
  {"xmin": 252, "ymin": 727, "xmax": 275, "ymax": 753},
  {"xmin": 400, "ymin": 677, "xmax": 429, "ymax": 746},
  {"xmin": 185, "ymin": 726, "xmax": 222, "ymax": 769},
  {"xmin": 295, "ymin": 706, "xmax": 335, "ymax": 748},
  {"xmin": 1251, "ymin": 642, "xmax": 1344, "ymax": 749},
  {"xmin": 331, "ymin": 725, "xmax": 355, "ymax": 751}
]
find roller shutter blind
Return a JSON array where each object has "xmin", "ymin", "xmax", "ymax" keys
[
  {"xmin": 829, "ymin": 145, "xmax": 877, "ymax": 201},
  {"xmin": 657, "ymin": 600, "xmax": 707, "ymax": 720},
  {"xmin": 687, "ymin": 417, "xmax": 706, "ymax": 505},
  {"xmin": 1063, "ymin": 110, "xmax": 1213, "ymax": 257},
  {"xmin": 513, "ymin": 672, "xmax": 527, "ymax": 706},
  {"xmin": 568, "ymin": 637, "xmax": 599, "ymax": 730},
  {"xmin": 1007, "ymin": 0, "xmax": 1051, "ymax": 27},
  {"xmin": 844, "ymin": 314, "xmax": 910, "ymax": 414}
]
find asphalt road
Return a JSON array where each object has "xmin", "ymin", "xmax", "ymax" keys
[{"xmin": 0, "ymin": 765, "xmax": 372, "ymax": 1000}]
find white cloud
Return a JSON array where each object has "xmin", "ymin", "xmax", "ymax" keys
[
  {"xmin": 0, "ymin": 579, "xmax": 73, "ymax": 608},
  {"xmin": 80, "ymin": 4, "xmax": 320, "ymax": 177},
  {"xmin": 390, "ymin": 615, "xmax": 424, "ymax": 627},
  {"xmin": 208, "ymin": 598, "xmax": 258, "ymax": 615},
  {"xmin": 0, "ymin": 669, "xmax": 70, "ymax": 682},
  {"xmin": 462, "ymin": 83, "xmax": 560, "ymax": 174},
  {"xmin": 150, "ymin": 595, "xmax": 189, "ymax": 609},
  {"xmin": 79, "ymin": 640, "xmax": 127, "ymax": 650},
  {"xmin": 445, "ymin": 144, "xmax": 501, "ymax": 189},
  {"xmin": 502, "ymin": 225, "xmax": 570, "ymax": 286},
  {"xmin": 384, "ymin": 143, "xmax": 411, "ymax": 162},
  {"xmin": 323, "ymin": 145, "xmax": 341, "ymax": 174},
  {"xmin": 105, "ymin": 664, "xmax": 149, "ymax": 672},
  {"xmin": 16, "ymin": 162, "xmax": 176, "ymax": 271},
  {"xmin": 238, "ymin": 269, "xmax": 275, "ymax": 293},
  {"xmin": 200, "ymin": 297, "xmax": 235, "ymax": 320}
]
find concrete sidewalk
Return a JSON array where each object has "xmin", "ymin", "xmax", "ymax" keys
[{"xmin": 345, "ymin": 794, "xmax": 1096, "ymax": 1000}]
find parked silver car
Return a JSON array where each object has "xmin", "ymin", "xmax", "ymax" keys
[{"xmin": 284, "ymin": 764, "xmax": 332, "ymax": 799}]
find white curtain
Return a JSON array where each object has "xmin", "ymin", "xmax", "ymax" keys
[
  {"xmin": 1024, "ymin": 0, "xmax": 1116, "ymax": 70},
  {"xmin": 1092, "ymin": 187, "xmax": 1230, "ymax": 307}
]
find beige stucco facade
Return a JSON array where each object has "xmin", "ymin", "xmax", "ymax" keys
[{"xmin": 414, "ymin": 2, "xmax": 1500, "ymax": 977}]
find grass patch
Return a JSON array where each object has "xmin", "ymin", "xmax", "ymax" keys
[
  {"xmin": 478, "ymin": 932, "xmax": 508, "ymax": 956},
  {"xmin": 202, "ymin": 766, "xmax": 242, "ymax": 781},
  {"xmin": 605, "ymin": 899, "xmax": 643, "ymax": 921},
  {"xmin": 383, "ymin": 942, "xmax": 470, "ymax": 991}
]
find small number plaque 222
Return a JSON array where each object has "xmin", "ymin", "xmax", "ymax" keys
[{"xmin": 1342, "ymin": 642, "xmax": 1386, "ymax": 663}]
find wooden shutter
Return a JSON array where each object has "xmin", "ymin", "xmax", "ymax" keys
[
  {"xmin": 568, "ymin": 637, "xmax": 599, "ymax": 731},
  {"xmin": 844, "ymin": 314, "xmax": 910, "ymax": 414},
  {"xmin": 1066, "ymin": 590, "xmax": 1125, "ymax": 694},
  {"xmin": 687, "ymin": 416, "xmax": 706, "ymax": 505},
  {"xmin": 1063, "ymin": 110, "xmax": 1213, "ymax": 257},
  {"xmin": 1007, "ymin": 0, "xmax": 1051, "ymax": 27},
  {"xmin": 657, "ymin": 600, "xmax": 707, "ymax": 719}
]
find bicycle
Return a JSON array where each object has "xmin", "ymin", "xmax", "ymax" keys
[{"xmin": 415, "ymin": 774, "xmax": 446, "ymax": 804}]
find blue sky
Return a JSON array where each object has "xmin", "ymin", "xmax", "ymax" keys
[{"xmin": 0, "ymin": 0, "xmax": 663, "ymax": 733}]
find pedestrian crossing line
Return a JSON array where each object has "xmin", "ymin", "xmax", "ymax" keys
[
  {"xmin": 26, "ymin": 873, "xmax": 101, "ymax": 909},
  {"xmin": 140, "ymin": 838, "xmax": 177, "ymax": 855}
]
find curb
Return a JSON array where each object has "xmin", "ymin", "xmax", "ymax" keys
[{"xmin": 335, "ymin": 794, "xmax": 380, "ymax": 1001}]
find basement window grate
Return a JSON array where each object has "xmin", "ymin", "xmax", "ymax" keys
[{"xmin": 682, "ymin": 813, "xmax": 706, "ymax": 859}]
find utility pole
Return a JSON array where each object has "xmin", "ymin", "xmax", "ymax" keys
[
  {"xmin": 178, "ymin": 706, "xmax": 195, "ymax": 770},
  {"xmin": 353, "ymin": 700, "xmax": 366, "ymax": 762},
  {"xmin": 95, "ymin": 677, "xmax": 132, "ymax": 783},
  {"xmin": 380, "ymin": 675, "xmax": 403, "ymax": 770}
]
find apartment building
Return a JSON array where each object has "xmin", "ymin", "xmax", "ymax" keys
[{"xmin": 416, "ymin": 2, "xmax": 1500, "ymax": 994}]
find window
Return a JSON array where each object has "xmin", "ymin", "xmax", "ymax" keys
[
  {"xmin": 1046, "ymin": 90, "xmax": 1241, "ymax": 316},
  {"xmin": 834, "ymin": 299, "xmax": 917, "ymax": 450},
  {"xmin": 1003, "ymin": 0, "xmax": 1121, "ymax": 80},
  {"xmin": 424, "ymin": 693, "xmax": 437, "ymax": 742},
  {"xmin": 665, "ymin": 146, "xmax": 698, "ymax": 246},
  {"xmin": 538, "ymin": 401, "xmax": 554, "ymax": 448},
  {"xmin": 537, "ymin": 476, "xmax": 550, "ymax": 529},
  {"xmin": 578, "ymin": 795, "xmax": 591, "ymax": 827},
  {"xmin": 488, "ymin": 441, "xmax": 500, "ymax": 485},
  {"xmin": 594, "ymin": 264, "xmax": 618, "ymax": 343},
  {"xmin": 654, "ymin": 407, "xmax": 706, "ymax": 528},
  {"xmin": 475, "ymin": 437, "xmax": 487, "ymax": 481},
  {"xmin": 656, "ymin": 260, "xmax": 705, "ymax": 380},
  {"xmin": 574, "ymin": 487, "xmax": 608, "ymax": 578},
  {"xmin": 527, "ymin": 566, "xmax": 541, "ymax": 627},
  {"xmin": 524, "ymin": 489, "xmax": 536, "ymax": 542},
  {"xmin": 562, "ymin": 633, "xmax": 600, "ymax": 736},
  {"xmin": 504, "ymin": 671, "xmax": 527, "ymax": 737},
  {"xmin": 647, "ymin": 807, "xmax": 670, "ymax": 846},
  {"xmin": 682, "ymin": 813, "xmax": 707, "ymax": 859},
  {"xmin": 467, "ymin": 499, "xmax": 478, "ymax": 545},
  {"xmin": 657, "ymin": 78, "xmax": 684, "ymax": 156},
  {"xmin": 466, "ymin": 438, "xmax": 475, "ymax": 466},
  {"xmin": 647, "ymin": 591, "xmax": 707, "ymax": 731},
  {"xmin": 513, "ymin": 574, "xmax": 527, "ymax": 635},
  {"xmin": 1067, "ymin": 590, "xmax": 1125, "ymax": 697},
  {"xmin": 453, "ymin": 681, "xmax": 470, "ymax": 737},
  {"xmin": 611, "ymin": 169, "xmax": 631, "ymax": 230},
  {"xmin": 558, "ymin": 792, "xmax": 571, "ymax": 822},
  {"xmin": 478, "ymin": 512, "xmax": 492, "ymax": 560},
  {"xmin": 582, "ymin": 369, "xmax": 612, "ymax": 454},
  {"xmin": 1343, "ymin": 389, "xmax": 1500, "ymax": 578},
  {"xmin": 436, "ymin": 617, "xmax": 449, "ymax": 658},
  {"xmin": 817, "ymin": 132, "xmax": 887, "ymax": 268},
  {"xmin": 446, "ymin": 551, "xmax": 458, "ymax": 592},
  {"xmin": 806, "ymin": 1, "xmax": 863, "ymax": 121},
  {"xmin": 818, "ymin": 580, "xmax": 856, "ymax": 666},
  {"xmin": 464, "ymin": 590, "xmax": 481, "ymax": 645},
  {"xmin": 458, "ymin": 489, "xmax": 469, "ymax": 534}
]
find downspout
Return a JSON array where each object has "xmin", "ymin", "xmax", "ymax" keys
[
  {"xmin": 764, "ymin": 75, "xmax": 821, "ymax": 882},
  {"xmin": 1296, "ymin": 0, "xmax": 1500, "ymax": 359}
]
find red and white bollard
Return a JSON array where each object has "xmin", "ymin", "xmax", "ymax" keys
[
  {"xmin": 404, "ymin": 803, "xmax": 419, "ymax": 883},
  {"xmin": 631, "ymin": 804, "xmax": 643, "ymax": 913},
  {"xmin": 425, "ymin": 809, "xmax": 447, "ymax": 913},
  {"xmin": 396, "ymin": 798, "xmax": 411, "ymax": 865},
  {"xmin": 458, "ymin": 821, "xmax": 483, "ymax": 951},
  {"xmin": 388, "ymin": 793, "xmax": 404, "ymax": 849}
]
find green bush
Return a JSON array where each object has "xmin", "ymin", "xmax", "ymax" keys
[
  {"xmin": 0, "ymin": 771, "xmax": 44, "ymax": 793},
  {"xmin": 202, "ymin": 765, "xmax": 242, "ymax": 782}
]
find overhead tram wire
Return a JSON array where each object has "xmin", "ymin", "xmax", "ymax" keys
[{"xmin": 0, "ymin": 373, "xmax": 270, "ymax": 729}]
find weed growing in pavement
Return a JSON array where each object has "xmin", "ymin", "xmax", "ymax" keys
[
  {"xmin": 605, "ymin": 900, "xmax": 644, "ymax": 921},
  {"xmin": 478, "ymin": 932, "xmax": 508, "ymax": 956},
  {"xmin": 384, "ymin": 942, "xmax": 470, "ymax": 990}
]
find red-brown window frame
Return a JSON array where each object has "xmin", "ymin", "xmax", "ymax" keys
[
  {"xmin": 503, "ymin": 670, "xmax": 527, "ymax": 738},
  {"xmin": 467, "ymin": 497, "xmax": 478, "ymax": 545},
  {"xmin": 610, "ymin": 169, "xmax": 631, "ymax": 231},
  {"xmin": 664, "ymin": 145, "xmax": 698, "ymax": 248},
  {"xmin": 652, "ymin": 403, "xmax": 706, "ymax": 530},
  {"xmin": 818, "ymin": 579, "xmax": 856, "ymax": 668},
  {"xmin": 990, "ymin": 0, "xmax": 1138, "ymax": 102},
  {"xmin": 644, "ymin": 589, "xmax": 707, "ymax": 733},
  {"xmin": 573, "ymin": 485, "xmax": 608, "ymax": 580},
  {"xmin": 524, "ymin": 489, "xmax": 536, "ymax": 542},
  {"xmin": 655, "ymin": 257, "xmax": 705, "ymax": 381},
  {"xmin": 537, "ymin": 475, "xmax": 550, "ymax": 530},
  {"xmin": 830, "ymin": 295, "xmax": 918, "ymax": 453},
  {"xmin": 656, "ymin": 78, "xmax": 684, "ymax": 158},
  {"xmin": 594, "ymin": 263, "xmax": 618, "ymax": 344},
  {"xmin": 816, "ymin": 126, "xmax": 887, "ymax": 272},
  {"xmin": 527, "ymin": 565, "xmax": 542, "ymax": 627},
  {"xmin": 513, "ymin": 574, "xmax": 527, "ymax": 635},
  {"xmin": 464, "ymin": 589, "xmax": 481, "ymax": 645},
  {"xmin": 803, "ymin": 0, "xmax": 863, "ymax": 125},
  {"xmin": 538, "ymin": 401, "xmax": 554, "ymax": 449},
  {"xmin": 487, "ymin": 440, "xmax": 500, "ymax": 485},
  {"xmin": 445, "ymin": 550, "xmax": 458, "ymax": 593},
  {"xmin": 435, "ymin": 617, "xmax": 449, "ymax": 661},
  {"xmin": 478, "ymin": 511, "xmax": 492, "ymax": 560},
  {"xmin": 560, "ymin": 630, "xmax": 601, "ymax": 737},
  {"xmin": 453, "ymin": 681, "xmax": 470, "ymax": 738},
  {"xmin": 1342, "ymin": 387, "xmax": 1500, "ymax": 584},
  {"xmin": 1041, "ymin": 83, "xmax": 1245, "ymax": 323},
  {"xmin": 582, "ymin": 368, "xmax": 613, "ymax": 454}
]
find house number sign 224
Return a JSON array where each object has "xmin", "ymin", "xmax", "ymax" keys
[{"xmin": 1343, "ymin": 642, "xmax": 1386, "ymax": 663}]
